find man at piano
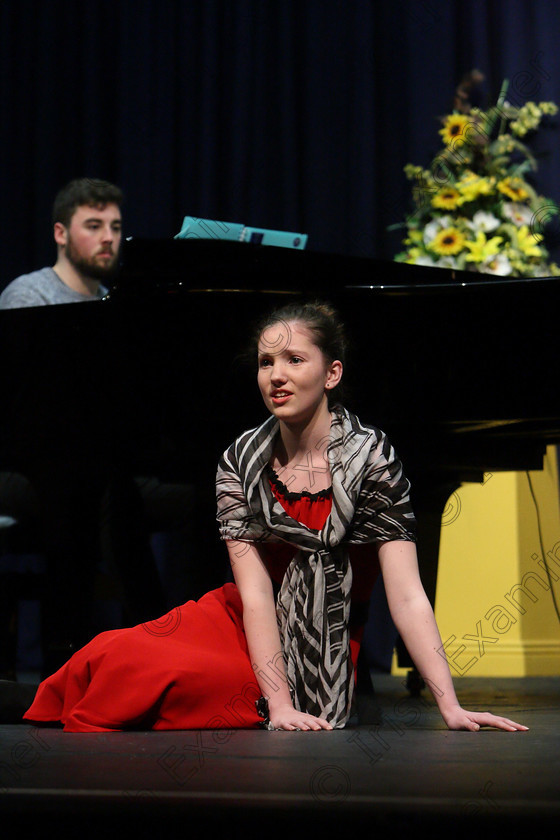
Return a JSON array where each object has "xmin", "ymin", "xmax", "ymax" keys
[
  {"xmin": 0, "ymin": 177, "xmax": 122, "ymax": 309},
  {"xmin": 0, "ymin": 177, "xmax": 201, "ymax": 679}
]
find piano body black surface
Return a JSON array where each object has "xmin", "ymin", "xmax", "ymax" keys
[{"xmin": 0, "ymin": 238, "xmax": 559, "ymax": 675}]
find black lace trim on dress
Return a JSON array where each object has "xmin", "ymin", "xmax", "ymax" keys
[{"xmin": 266, "ymin": 464, "xmax": 332, "ymax": 502}]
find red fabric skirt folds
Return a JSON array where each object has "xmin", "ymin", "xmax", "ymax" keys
[{"xmin": 24, "ymin": 583, "xmax": 264, "ymax": 732}]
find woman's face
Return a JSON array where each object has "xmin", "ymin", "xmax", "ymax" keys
[{"xmin": 257, "ymin": 320, "xmax": 342, "ymax": 426}]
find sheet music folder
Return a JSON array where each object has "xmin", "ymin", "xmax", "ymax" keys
[{"xmin": 174, "ymin": 216, "xmax": 308, "ymax": 250}]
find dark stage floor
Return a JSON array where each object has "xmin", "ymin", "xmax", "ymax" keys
[{"xmin": 1, "ymin": 674, "xmax": 558, "ymax": 837}]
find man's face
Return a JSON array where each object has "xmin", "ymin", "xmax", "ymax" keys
[{"xmin": 58, "ymin": 203, "xmax": 122, "ymax": 280}]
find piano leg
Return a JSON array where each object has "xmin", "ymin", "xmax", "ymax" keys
[{"xmin": 395, "ymin": 477, "xmax": 461, "ymax": 696}]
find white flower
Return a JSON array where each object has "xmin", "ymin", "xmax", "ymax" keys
[
  {"xmin": 413, "ymin": 254, "xmax": 458, "ymax": 269},
  {"xmin": 528, "ymin": 263, "xmax": 552, "ymax": 277},
  {"xmin": 423, "ymin": 222, "xmax": 439, "ymax": 245},
  {"xmin": 413, "ymin": 255, "xmax": 439, "ymax": 267},
  {"xmin": 423, "ymin": 215, "xmax": 452, "ymax": 245},
  {"xmin": 479, "ymin": 254, "xmax": 512, "ymax": 276},
  {"xmin": 501, "ymin": 202, "xmax": 533, "ymax": 226},
  {"xmin": 468, "ymin": 211, "xmax": 501, "ymax": 233},
  {"xmin": 435, "ymin": 255, "xmax": 458, "ymax": 269}
]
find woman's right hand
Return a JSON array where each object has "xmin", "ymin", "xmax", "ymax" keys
[{"xmin": 269, "ymin": 702, "xmax": 333, "ymax": 731}]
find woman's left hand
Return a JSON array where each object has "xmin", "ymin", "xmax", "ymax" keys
[{"xmin": 442, "ymin": 705, "xmax": 529, "ymax": 731}]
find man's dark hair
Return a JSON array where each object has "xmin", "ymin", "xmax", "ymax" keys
[{"xmin": 52, "ymin": 178, "xmax": 124, "ymax": 228}]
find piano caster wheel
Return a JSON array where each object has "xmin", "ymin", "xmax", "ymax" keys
[{"xmin": 405, "ymin": 669, "xmax": 425, "ymax": 697}]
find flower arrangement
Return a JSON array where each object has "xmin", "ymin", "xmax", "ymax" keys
[{"xmin": 394, "ymin": 75, "xmax": 560, "ymax": 277}]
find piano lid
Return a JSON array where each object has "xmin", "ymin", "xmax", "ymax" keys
[{"xmin": 110, "ymin": 236, "xmax": 560, "ymax": 299}]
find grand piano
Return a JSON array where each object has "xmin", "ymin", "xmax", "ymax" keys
[{"xmin": 1, "ymin": 237, "xmax": 559, "ymax": 686}]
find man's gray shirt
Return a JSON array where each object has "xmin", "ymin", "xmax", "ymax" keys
[{"xmin": 0, "ymin": 267, "xmax": 108, "ymax": 308}]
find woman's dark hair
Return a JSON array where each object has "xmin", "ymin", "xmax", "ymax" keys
[{"xmin": 251, "ymin": 300, "xmax": 349, "ymax": 406}]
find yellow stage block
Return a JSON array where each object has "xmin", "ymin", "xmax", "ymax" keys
[{"xmin": 392, "ymin": 446, "xmax": 560, "ymax": 678}]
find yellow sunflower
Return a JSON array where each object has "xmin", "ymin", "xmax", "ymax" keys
[
  {"xmin": 439, "ymin": 114, "xmax": 470, "ymax": 146},
  {"xmin": 497, "ymin": 177, "xmax": 529, "ymax": 202},
  {"xmin": 430, "ymin": 227, "xmax": 466, "ymax": 256},
  {"xmin": 432, "ymin": 188, "xmax": 461, "ymax": 210}
]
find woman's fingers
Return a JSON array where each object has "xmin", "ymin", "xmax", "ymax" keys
[
  {"xmin": 470, "ymin": 712, "xmax": 529, "ymax": 731},
  {"xmin": 275, "ymin": 714, "xmax": 333, "ymax": 731},
  {"xmin": 446, "ymin": 708, "xmax": 529, "ymax": 731}
]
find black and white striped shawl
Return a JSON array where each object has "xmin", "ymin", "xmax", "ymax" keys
[{"xmin": 216, "ymin": 405, "xmax": 416, "ymax": 728}]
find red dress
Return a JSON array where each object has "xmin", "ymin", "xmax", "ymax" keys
[{"xmin": 24, "ymin": 476, "xmax": 379, "ymax": 732}]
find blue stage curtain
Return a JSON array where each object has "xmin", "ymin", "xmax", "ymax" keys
[{"xmin": 1, "ymin": 0, "xmax": 559, "ymax": 288}]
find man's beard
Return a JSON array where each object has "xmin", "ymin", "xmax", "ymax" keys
[{"xmin": 66, "ymin": 239, "xmax": 120, "ymax": 281}]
